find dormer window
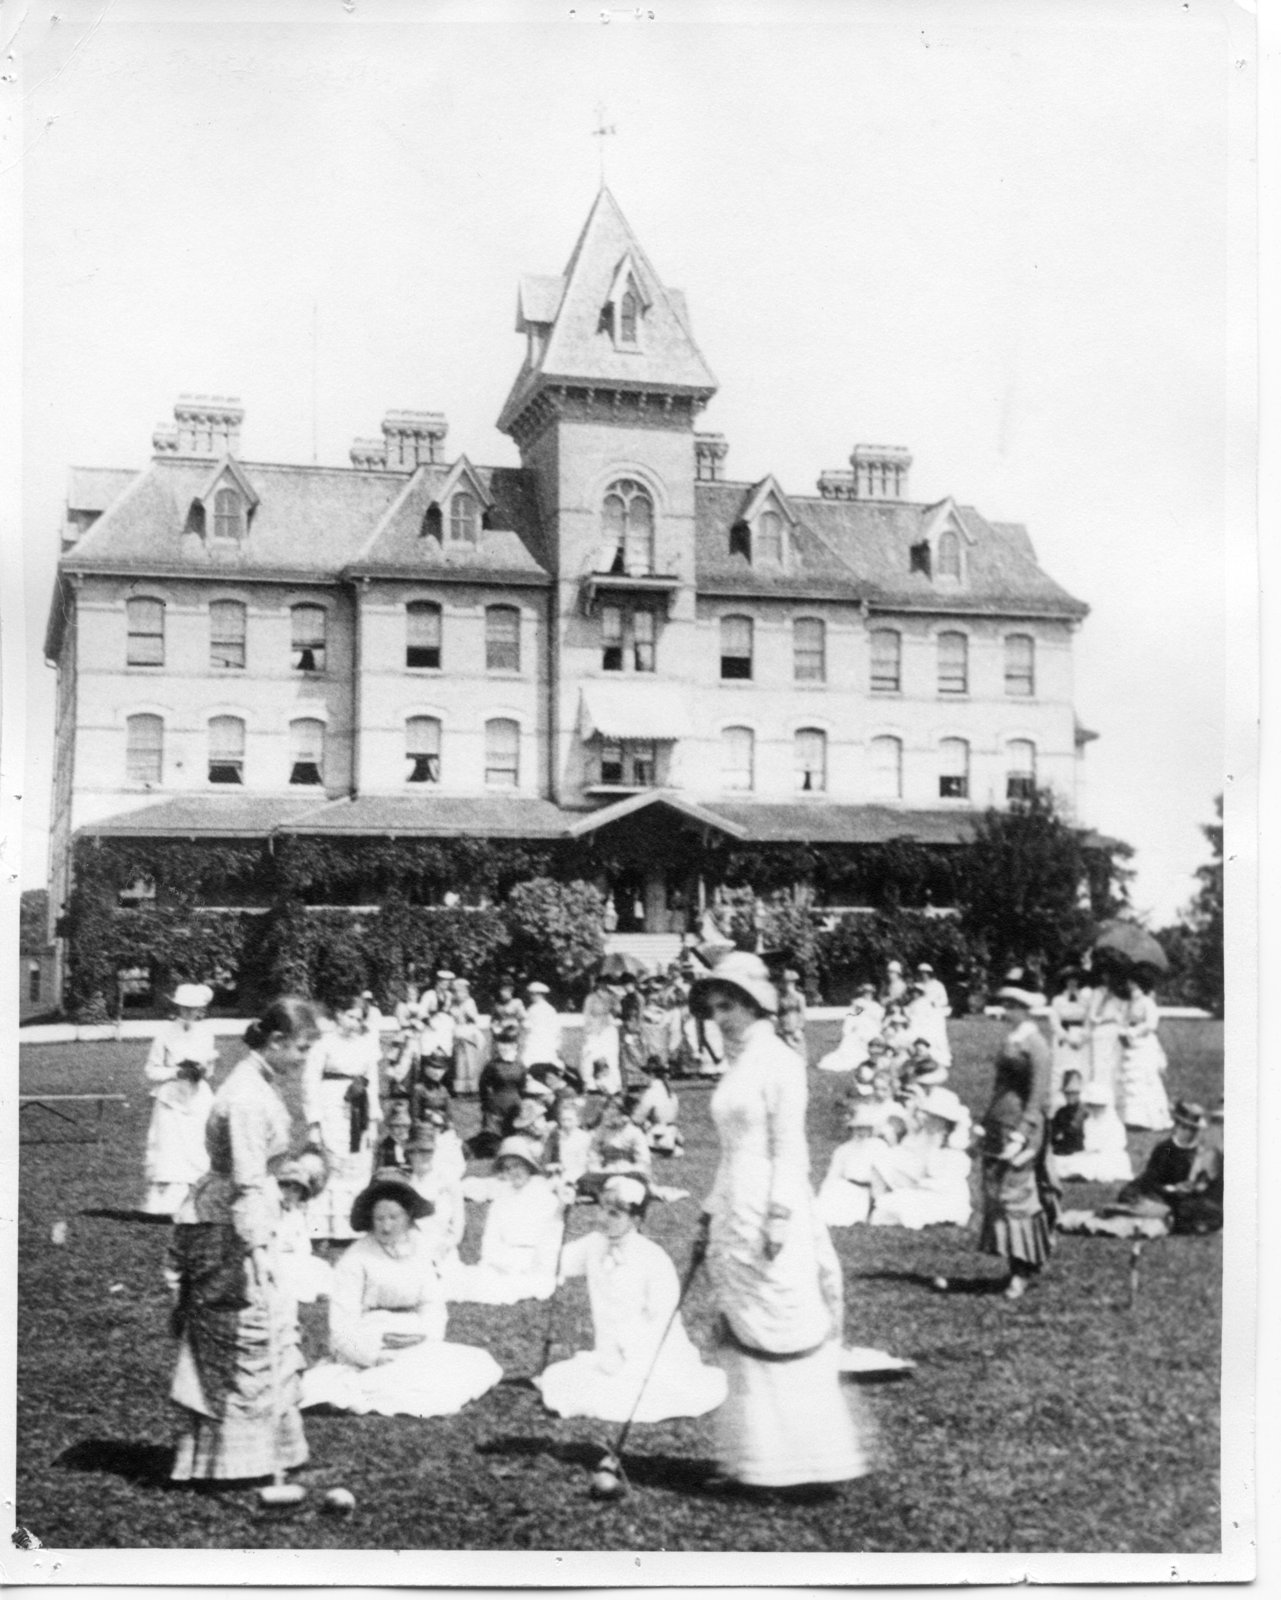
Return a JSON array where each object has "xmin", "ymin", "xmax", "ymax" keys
[
  {"xmin": 619, "ymin": 284, "xmax": 640, "ymax": 344},
  {"xmin": 449, "ymin": 492, "xmax": 479, "ymax": 545},
  {"xmin": 602, "ymin": 258, "xmax": 648, "ymax": 350},
  {"xmin": 756, "ymin": 510, "xmax": 784, "ymax": 565},
  {"xmin": 937, "ymin": 529, "xmax": 962, "ymax": 581},
  {"xmin": 729, "ymin": 522, "xmax": 752, "ymax": 562},
  {"xmin": 212, "ymin": 486, "xmax": 244, "ymax": 540}
]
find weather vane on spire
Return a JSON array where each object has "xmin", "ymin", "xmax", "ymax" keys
[{"xmin": 592, "ymin": 103, "xmax": 616, "ymax": 185}]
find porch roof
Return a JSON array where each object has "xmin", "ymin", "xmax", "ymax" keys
[{"xmin": 564, "ymin": 791, "xmax": 749, "ymax": 840}]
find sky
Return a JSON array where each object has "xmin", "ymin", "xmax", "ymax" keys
[{"xmin": 6, "ymin": 0, "xmax": 1253, "ymax": 926}]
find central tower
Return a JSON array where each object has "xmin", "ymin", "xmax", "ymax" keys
[{"xmin": 498, "ymin": 189, "xmax": 718, "ymax": 808}]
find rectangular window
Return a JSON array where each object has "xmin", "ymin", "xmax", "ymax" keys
[
  {"xmin": 126, "ymin": 598, "xmax": 165, "ymax": 667},
  {"xmin": 1005, "ymin": 634, "xmax": 1035, "ymax": 697},
  {"xmin": 291, "ymin": 605, "xmax": 327, "ymax": 673},
  {"xmin": 939, "ymin": 739, "xmax": 969, "ymax": 799},
  {"xmin": 406, "ymin": 603, "xmax": 442, "ymax": 669},
  {"xmin": 486, "ymin": 607, "xmax": 521, "ymax": 673},
  {"xmin": 210, "ymin": 601, "xmax": 246, "ymax": 669},
  {"xmin": 601, "ymin": 607, "xmax": 623, "ymax": 672},
  {"xmin": 720, "ymin": 616, "xmax": 753, "ymax": 680},
  {"xmin": 870, "ymin": 736, "xmax": 902, "ymax": 800},
  {"xmin": 600, "ymin": 741, "xmax": 624, "ymax": 784},
  {"xmin": 126, "ymin": 714, "xmax": 163, "ymax": 784},
  {"xmin": 870, "ymin": 630, "xmax": 901, "ymax": 693},
  {"xmin": 485, "ymin": 719, "xmax": 519, "ymax": 787},
  {"xmin": 794, "ymin": 619, "xmax": 825, "ymax": 683},
  {"xmin": 794, "ymin": 728, "xmax": 827, "ymax": 792},
  {"xmin": 1006, "ymin": 740, "xmax": 1036, "ymax": 801},
  {"xmin": 406, "ymin": 717, "xmax": 441, "ymax": 784},
  {"xmin": 290, "ymin": 720, "xmax": 325, "ymax": 786},
  {"xmin": 632, "ymin": 609, "xmax": 655, "ymax": 672},
  {"xmin": 208, "ymin": 717, "xmax": 245, "ymax": 785},
  {"xmin": 937, "ymin": 632, "xmax": 968, "ymax": 696},
  {"xmin": 721, "ymin": 726, "xmax": 755, "ymax": 791}
]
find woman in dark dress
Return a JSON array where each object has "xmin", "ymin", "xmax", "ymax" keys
[{"xmin": 974, "ymin": 972, "xmax": 1055, "ymax": 1300}]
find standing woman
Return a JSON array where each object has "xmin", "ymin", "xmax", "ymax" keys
[
  {"xmin": 1117, "ymin": 973, "xmax": 1173, "ymax": 1131},
  {"xmin": 302, "ymin": 995, "xmax": 383, "ymax": 1240},
  {"xmin": 690, "ymin": 953, "xmax": 871, "ymax": 1494},
  {"xmin": 143, "ymin": 982, "xmax": 219, "ymax": 1216},
  {"xmin": 973, "ymin": 973, "xmax": 1054, "ymax": 1301},
  {"xmin": 1048, "ymin": 968, "xmax": 1092, "ymax": 1108},
  {"xmin": 775, "ymin": 969, "xmax": 809, "ymax": 1064},
  {"xmin": 168, "ymin": 996, "xmax": 320, "ymax": 1484},
  {"xmin": 1085, "ymin": 973, "xmax": 1128, "ymax": 1102},
  {"xmin": 449, "ymin": 977, "xmax": 485, "ymax": 1098}
]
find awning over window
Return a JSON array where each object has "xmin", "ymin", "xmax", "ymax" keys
[{"xmin": 578, "ymin": 683, "xmax": 694, "ymax": 742}]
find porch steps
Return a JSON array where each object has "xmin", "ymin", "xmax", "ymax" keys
[{"xmin": 603, "ymin": 932, "xmax": 687, "ymax": 971}]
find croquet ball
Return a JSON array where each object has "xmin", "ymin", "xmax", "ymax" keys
[
  {"xmin": 323, "ymin": 1487, "xmax": 356, "ymax": 1516},
  {"xmin": 589, "ymin": 1468, "xmax": 623, "ymax": 1501},
  {"xmin": 51, "ymin": 1222, "xmax": 68, "ymax": 1247}
]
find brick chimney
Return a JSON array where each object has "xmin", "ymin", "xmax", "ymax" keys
[
  {"xmin": 381, "ymin": 410, "xmax": 448, "ymax": 471},
  {"xmin": 349, "ymin": 438, "xmax": 388, "ymax": 469},
  {"xmin": 695, "ymin": 432, "xmax": 728, "ymax": 482},
  {"xmin": 818, "ymin": 444, "xmax": 912, "ymax": 501},
  {"xmin": 158, "ymin": 395, "xmax": 245, "ymax": 457}
]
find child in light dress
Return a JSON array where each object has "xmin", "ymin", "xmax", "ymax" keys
[
  {"xmin": 544, "ymin": 1095, "xmax": 592, "ymax": 1185},
  {"xmin": 816, "ymin": 1102, "xmax": 888, "ymax": 1228},
  {"xmin": 448, "ymin": 1138, "xmax": 566, "ymax": 1304},
  {"xmin": 1055, "ymin": 1080, "xmax": 1133, "ymax": 1184}
]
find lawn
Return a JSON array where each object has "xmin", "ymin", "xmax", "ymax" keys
[{"xmin": 16, "ymin": 1017, "xmax": 1223, "ymax": 1553}]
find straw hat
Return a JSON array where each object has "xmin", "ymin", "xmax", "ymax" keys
[
  {"xmin": 601, "ymin": 1173, "xmax": 651, "ymax": 1215},
  {"xmin": 917, "ymin": 1087, "xmax": 966, "ymax": 1126},
  {"xmin": 494, "ymin": 1135, "xmax": 544, "ymax": 1174},
  {"xmin": 173, "ymin": 982, "xmax": 213, "ymax": 1009},
  {"xmin": 1172, "ymin": 1099, "xmax": 1207, "ymax": 1129},
  {"xmin": 526, "ymin": 981, "xmax": 550, "ymax": 996},
  {"xmin": 275, "ymin": 1147, "xmax": 328, "ymax": 1199},
  {"xmin": 688, "ymin": 951, "xmax": 779, "ymax": 1017},
  {"xmin": 349, "ymin": 1173, "xmax": 434, "ymax": 1232},
  {"xmin": 435, "ymin": 969, "xmax": 456, "ymax": 982}
]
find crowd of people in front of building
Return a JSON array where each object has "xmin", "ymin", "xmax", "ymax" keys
[{"xmin": 147, "ymin": 939, "xmax": 1220, "ymax": 1500}]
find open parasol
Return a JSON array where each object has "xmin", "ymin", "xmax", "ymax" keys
[{"xmin": 1091, "ymin": 920, "xmax": 1169, "ymax": 974}]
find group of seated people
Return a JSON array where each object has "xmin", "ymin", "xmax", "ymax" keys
[{"xmin": 818, "ymin": 964, "xmax": 953, "ymax": 1081}]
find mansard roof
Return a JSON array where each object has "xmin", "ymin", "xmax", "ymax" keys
[
  {"xmin": 499, "ymin": 187, "xmax": 717, "ymax": 432},
  {"xmin": 347, "ymin": 462, "xmax": 550, "ymax": 583},
  {"xmin": 694, "ymin": 481, "xmax": 1087, "ymax": 617},
  {"xmin": 61, "ymin": 457, "xmax": 406, "ymax": 579}
]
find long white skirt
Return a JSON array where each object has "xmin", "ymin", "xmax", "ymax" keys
[
  {"xmin": 537, "ymin": 1343, "xmax": 726, "ymax": 1424},
  {"xmin": 716, "ymin": 1338, "xmax": 872, "ymax": 1487},
  {"xmin": 445, "ymin": 1262, "xmax": 556, "ymax": 1305},
  {"xmin": 816, "ymin": 1180, "xmax": 872, "ymax": 1229},
  {"xmin": 1118, "ymin": 1037, "xmax": 1172, "ymax": 1131},
  {"xmin": 870, "ymin": 1186, "xmax": 971, "ymax": 1230},
  {"xmin": 301, "ymin": 1335, "xmax": 502, "ymax": 1417}
]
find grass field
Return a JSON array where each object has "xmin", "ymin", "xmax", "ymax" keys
[{"xmin": 16, "ymin": 1017, "xmax": 1223, "ymax": 1552}]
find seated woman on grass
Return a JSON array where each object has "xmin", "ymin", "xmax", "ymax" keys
[
  {"xmin": 629, "ymin": 1058, "xmax": 684, "ymax": 1157},
  {"xmin": 448, "ymin": 1138, "xmax": 567, "ymax": 1304},
  {"xmin": 536, "ymin": 1175, "xmax": 726, "ymax": 1424},
  {"xmin": 816, "ymin": 1101, "xmax": 888, "ymax": 1228},
  {"xmin": 575, "ymin": 1093, "xmax": 652, "ymax": 1201},
  {"xmin": 867, "ymin": 1087, "xmax": 973, "ymax": 1231},
  {"xmin": 1055, "ymin": 1080, "xmax": 1132, "ymax": 1184},
  {"xmin": 301, "ymin": 1172, "xmax": 501, "ymax": 1417}
]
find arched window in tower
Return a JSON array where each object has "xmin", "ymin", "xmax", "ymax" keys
[
  {"xmin": 600, "ymin": 479, "xmax": 655, "ymax": 575},
  {"xmin": 937, "ymin": 528, "xmax": 962, "ymax": 581}
]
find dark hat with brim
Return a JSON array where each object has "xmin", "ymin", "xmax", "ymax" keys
[{"xmin": 350, "ymin": 1173, "xmax": 434, "ymax": 1232}]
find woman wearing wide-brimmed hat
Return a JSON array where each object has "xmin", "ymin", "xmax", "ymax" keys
[
  {"xmin": 300, "ymin": 1172, "xmax": 501, "ymax": 1417},
  {"xmin": 447, "ymin": 1139, "xmax": 566, "ymax": 1305},
  {"xmin": 970, "ymin": 972, "xmax": 1056, "ymax": 1300},
  {"xmin": 142, "ymin": 981, "xmax": 219, "ymax": 1216},
  {"xmin": 868, "ymin": 1086, "xmax": 973, "ymax": 1231},
  {"xmin": 690, "ymin": 952, "xmax": 873, "ymax": 1493}
]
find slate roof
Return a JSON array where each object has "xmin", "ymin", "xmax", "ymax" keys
[
  {"xmin": 694, "ymin": 482, "xmax": 1087, "ymax": 616},
  {"xmin": 61, "ymin": 459, "xmax": 407, "ymax": 579},
  {"xmin": 79, "ymin": 795, "xmax": 329, "ymax": 837},
  {"xmin": 67, "ymin": 466, "xmax": 142, "ymax": 515},
  {"xmin": 273, "ymin": 795, "xmax": 570, "ymax": 838},
  {"xmin": 347, "ymin": 464, "xmax": 550, "ymax": 582},
  {"xmin": 499, "ymin": 188, "xmax": 718, "ymax": 432},
  {"xmin": 701, "ymin": 802, "xmax": 988, "ymax": 846}
]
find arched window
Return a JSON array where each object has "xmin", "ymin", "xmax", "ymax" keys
[
  {"xmin": 289, "ymin": 719, "xmax": 325, "ymax": 786},
  {"xmin": 208, "ymin": 716, "xmax": 245, "ymax": 785},
  {"xmin": 794, "ymin": 618, "xmax": 825, "ymax": 683},
  {"xmin": 291, "ymin": 604, "xmax": 326, "ymax": 673},
  {"xmin": 406, "ymin": 601, "xmax": 442, "ymax": 669},
  {"xmin": 869, "ymin": 629, "xmax": 901, "ymax": 693},
  {"xmin": 870, "ymin": 735, "xmax": 902, "ymax": 800},
  {"xmin": 939, "ymin": 738, "xmax": 970, "ymax": 800},
  {"xmin": 485, "ymin": 718, "xmax": 519, "ymax": 788},
  {"xmin": 125, "ymin": 714, "xmax": 163, "ymax": 784},
  {"xmin": 619, "ymin": 284, "xmax": 640, "ymax": 344},
  {"xmin": 485, "ymin": 605, "xmax": 521, "ymax": 673},
  {"xmin": 422, "ymin": 504, "xmax": 443, "ymax": 542},
  {"xmin": 937, "ymin": 631, "xmax": 968, "ymax": 696},
  {"xmin": 126, "ymin": 597, "xmax": 165, "ymax": 667},
  {"xmin": 757, "ymin": 510, "xmax": 784, "ymax": 565},
  {"xmin": 937, "ymin": 529, "xmax": 962, "ymax": 580},
  {"xmin": 210, "ymin": 600, "xmax": 246, "ymax": 669},
  {"xmin": 406, "ymin": 717, "xmax": 442, "ymax": 784},
  {"xmin": 1005, "ymin": 634, "xmax": 1035, "ymax": 697},
  {"xmin": 1007, "ymin": 740, "xmax": 1036, "ymax": 802},
  {"xmin": 795, "ymin": 728, "xmax": 827, "ymax": 793},
  {"xmin": 721, "ymin": 726, "xmax": 755, "ymax": 791},
  {"xmin": 449, "ymin": 492, "xmax": 479, "ymax": 544},
  {"xmin": 601, "ymin": 479, "xmax": 655, "ymax": 575},
  {"xmin": 212, "ymin": 486, "xmax": 244, "ymax": 541},
  {"xmin": 720, "ymin": 615, "xmax": 753, "ymax": 680}
]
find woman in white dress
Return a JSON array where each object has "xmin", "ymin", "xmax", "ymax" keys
[
  {"xmin": 301, "ymin": 997, "xmax": 383, "ymax": 1240},
  {"xmin": 690, "ymin": 953, "xmax": 872, "ymax": 1493},
  {"xmin": 142, "ymin": 982, "xmax": 218, "ymax": 1215},
  {"xmin": 301, "ymin": 1175, "xmax": 502, "ymax": 1417},
  {"xmin": 521, "ymin": 982, "xmax": 563, "ymax": 1067},
  {"xmin": 1055, "ymin": 1080, "xmax": 1133, "ymax": 1183},
  {"xmin": 868, "ymin": 1087, "xmax": 973, "ymax": 1230},
  {"xmin": 404, "ymin": 1123, "xmax": 466, "ymax": 1276},
  {"xmin": 449, "ymin": 978, "xmax": 485, "ymax": 1097},
  {"xmin": 1117, "ymin": 976, "xmax": 1173, "ymax": 1131},
  {"xmin": 816, "ymin": 1103, "xmax": 887, "ymax": 1228},
  {"xmin": 1048, "ymin": 970, "xmax": 1092, "ymax": 1107},
  {"xmin": 817, "ymin": 988, "xmax": 880, "ymax": 1075},
  {"xmin": 537, "ymin": 1174, "xmax": 727, "ymax": 1423},
  {"xmin": 447, "ymin": 1138, "xmax": 566, "ymax": 1304},
  {"xmin": 580, "ymin": 981, "xmax": 621, "ymax": 1093},
  {"xmin": 1085, "ymin": 977, "xmax": 1129, "ymax": 1101}
]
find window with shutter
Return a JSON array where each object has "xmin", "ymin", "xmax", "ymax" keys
[
  {"xmin": 485, "ymin": 606, "xmax": 521, "ymax": 673},
  {"xmin": 794, "ymin": 618, "xmax": 825, "ymax": 683},
  {"xmin": 126, "ymin": 598, "xmax": 165, "ymax": 667},
  {"xmin": 485, "ymin": 719, "xmax": 519, "ymax": 787},
  {"xmin": 1005, "ymin": 634, "xmax": 1035, "ymax": 696},
  {"xmin": 406, "ymin": 602, "xmax": 442, "ymax": 669},
  {"xmin": 208, "ymin": 716, "xmax": 245, "ymax": 784},
  {"xmin": 126, "ymin": 714, "xmax": 163, "ymax": 784},
  {"xmin": 937, "ymin": 632, "xmax": 968, "ymax": 696},
  {"xmin": 210, "ymin": 601, "xmax": 246, "ymax": 669},
  {"xmin": 870, "ymin": 630, "xmax": 901, "ymax": 693},
  {"xmin": 720, "ymin": 615, "xmax": 753, "ymax": 680}
]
